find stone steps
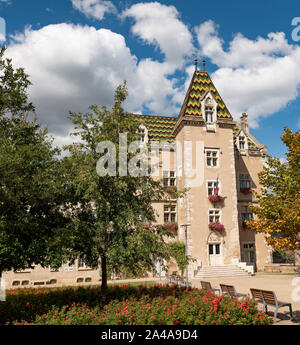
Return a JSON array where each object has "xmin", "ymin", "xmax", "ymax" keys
[{"xmin": 194, "ymin": 265, "xmax": 251, "ymax": 278}]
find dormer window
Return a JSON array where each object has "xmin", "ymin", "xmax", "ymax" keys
[
  {"xmin": 139, "ymin": 128, "xmax": 145, "ymax": 143},
  {"xmin": 205, "ymin": 106, "xmax": 214, "ymax": 123},
  {"xmin": 138, "ymin": 125, "xmax": 148, "ymax": 144},
  {"xmin": 239, "ymin": 136, "xmax": 245, "ymax": 150},
  {"xmin": 201, "ymin": 94, "xmax": 217, "ymax": 131}
]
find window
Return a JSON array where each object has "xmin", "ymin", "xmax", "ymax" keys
[
  {"xmin": 49, "ymin": 267, "xmax": 59, "ymax": 272},
  {"xmin": 77, "ymin": 277, "xmax": 84, "ymax": 283},
  {"xmin": 207, "ymin": 181, "xmax": 219, "ymax": 195},
  {"xmin": 85, "ymin": 277, "xmax": 92, "ymax": 283},
  {"xmin": 243, "ymin": 243, "xmax": 254, "ymax": 250},
  {"xmin": 239, "ymin": 136, "xmax": 245, "ymax": 150},
  {"xmin": 164, "ymin": 204, "xmax": 176, "ymax": 223},
  {"xmin": 205, "ymin": 106, "xmax": 214, "ymax": 123},
  {"xmin": 139, "ymin": 127, "xmax": 145, "ymax": 143},
  {"xmin": 46, "ymin": 279, "xmax": 57, "ymax": 285},
  {"xmin": 239, "ymin": 174, "xmax": 251, "ymax": 190},
  {"xmin": 209, "ymin": 209, "xmax": 221, "ymax": 223},
  {"xmin": 243, "ymin": 243, "xmax": 255, "ymax": 263},
  {"xmin": 241, "ymin": 206, "xmax": 253, "ymax": 225},
  {"xmin": 163, "ymin": 171, "xmax": 176, "ymax": 187},
  {"xmin": 209, "ymin": 244, "xmax": 220, "ymax": 255},
  {"xmin": 206, "ymin": 150, "xmax": 219, "ymax": 167}
]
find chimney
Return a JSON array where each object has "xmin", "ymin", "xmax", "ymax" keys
[{"xmin": 240, "ymin": 112, "xmax": 249, "ymax": 134}]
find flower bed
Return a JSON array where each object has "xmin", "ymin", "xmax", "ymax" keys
[
  {"xmin": 208, "ymin": 195, "xmax": 224, "ymax": 203},
  {"xmin": 1, "ymin": 285, "xmax": 272, "ymax": 325},
  {"xmin": 209, "ymin": 222, "xmax": 225, "ymax": 231}
]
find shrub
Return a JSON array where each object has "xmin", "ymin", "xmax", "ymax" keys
[{"xmin": 5, "ymin": 285, "xmax": 273, "ymax": 325}]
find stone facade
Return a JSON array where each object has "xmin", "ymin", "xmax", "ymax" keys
[{"xmin": 3, "ymin": 64, "xmax": 273, "ymax": 288}]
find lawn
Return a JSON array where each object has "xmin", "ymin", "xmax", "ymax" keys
[{"xmin": 0, "ymin": 284, "xmax": 273, "ymax": 325}]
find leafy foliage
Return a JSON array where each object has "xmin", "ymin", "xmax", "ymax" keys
[
  {"xmin": 63, "ymin": 82, "xmax": 175, "ymax": 290},
  {"xmin": 0, "ymin": 48, "xmax": 68, "ymax": 275},
  {"xmin": 247, "ymin": 128, "xmax": 300, "ymax": 250}
]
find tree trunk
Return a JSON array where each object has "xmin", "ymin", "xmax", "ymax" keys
[{"xmin": 101, "ymin": 254, "xmax": 107, "ymax": 292}]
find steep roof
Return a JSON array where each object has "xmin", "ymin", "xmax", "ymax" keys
[
  {"xmin": 178, "ymin": 70, "xmax": 232, "ymax": 119},
  {"xmin": 132, "ymin": 114, "xmax": 176, "ymax": 142}
]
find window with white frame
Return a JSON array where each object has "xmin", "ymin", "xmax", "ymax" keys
[
  {"xmin": 238, "ymin": 136, "xmax": 246, "ymax": 150},
  {"xmin": 163, "ymin": 171, "xmax": 176, "ymax": 187},
  {"xmin": 164, "ymin": 204, "xmax": 176, "ymax": 223},
  {"xmin": 207, "ymin": 181, "xmax": 219, "ymax": 195},
  {"xmin": 239, "ymin": 174, "xmax": 251, "ymax": 190},
  {"xmin": 209, "ymin": 209, "xmax": 221, "ymax": 223},
  {"xmin": 204, "ymin": 97, "xmax": 215, "ymax": 123},
  {"xmin": 206, "ymin": 150, "xmax": 219, "ymax": 167},
  {"xmin": 242, "ymin": 242, "xmax": 255, "ymax": 263},
  {"xmin": 205, "ymin": 106, "xmax": 214, "ymax": 123},
  {"xmin": 138, "ymin": 127, "xmax": 146, "ymax": 143}
]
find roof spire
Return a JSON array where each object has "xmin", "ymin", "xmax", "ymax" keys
[
  {"xmin": 194, "ymin": 56, "xmax": 198, "ymax": 71},
  {"xmin": 202, "ymin": 56, "xmax": 206, "ymax": 73}
]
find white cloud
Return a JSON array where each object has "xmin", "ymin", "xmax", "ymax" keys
[
  {"xmin": 7, "ymin": 24, "xmax": 138, "ymax": 135},
  {"xmin": 71, "ymin": 0, "xmax": 117, "ymax": 20},
  {"xmin": 195, "ymin": 20, "xmax": 300, "ymax": 127},
  {"xmin": 6, "ymin": 22, "xmax": 185, "ymax": 147},
  {"xmin": 121, "ymin": 2, "xmax": 194, "ymax": 69}
]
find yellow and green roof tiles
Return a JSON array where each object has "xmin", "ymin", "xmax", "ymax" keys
[
  {"xmin": 132, "ymin": 114, "xmax": 176, "ymax": 142},
  {"xmin": 184, "ymin": 71, "xmax": 232, "ymax": 119}
]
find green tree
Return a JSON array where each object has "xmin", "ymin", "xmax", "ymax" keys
[
  {"xmin": 0, "ymin": 48, "xmax": 69, "ymax": 278},
  {"xmin": 247, "ymin": 127, "xmax": 300, "ymax": 251},
  {"xmin": 0, "ymin": 46, "xmax": 34, "ymax": 116},
  {"xmin": 64, "ymin": 82, "xmax": 175, "ymax": 291}
]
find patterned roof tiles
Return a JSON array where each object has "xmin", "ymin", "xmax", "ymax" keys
[
  {"xmin": 131, "ymin": 114, "xmax": 176, "ymax": 142},
  {"xmin": 179, "ymin": 70, "xmax": 232, "ymax": 119}
]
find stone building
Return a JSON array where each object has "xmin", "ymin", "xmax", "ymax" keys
[{"xmin": 3, "ymin": 60, "xmax": 273, "ymax": 288}]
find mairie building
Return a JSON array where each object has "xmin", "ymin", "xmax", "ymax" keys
[{"xmin": 3, "ymin": 60, "xmax": 273, "ymax": 288}]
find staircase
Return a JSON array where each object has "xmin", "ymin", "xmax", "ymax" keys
[{"xmin": 194, "ymin": 265, "xmax": 252, "ymax": 279}]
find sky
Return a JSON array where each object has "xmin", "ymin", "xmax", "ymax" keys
[{"xmin": 0, "ymin": 0, "xmax": 299, "ymax": 159}]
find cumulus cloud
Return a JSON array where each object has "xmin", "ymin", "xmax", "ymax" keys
[
  {"xmin": 5, "ymin": 4, "xmax": 299, "ymax": 152},
  {"xmin": 195, "ymin": 20, "xmax": 300, "ymax": 127},
  {"xmin": 7, "ymin": 24, "xmax": 138, "ymax": 136},
  {"xmin": 6, "ymin": 21, "xmax": 186, "ymax": 148},
  {"xmin": 71, "ymin": 0, "xmax": 117, "ymax": 20},
  {"xmin": 121, "ymin": 2, "xmax": 194, "ymax": 69}
]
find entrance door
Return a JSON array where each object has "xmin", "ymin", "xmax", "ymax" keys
[{"xmin": 209, "ymin": 244, "xmax": 222, "ymax": 266}]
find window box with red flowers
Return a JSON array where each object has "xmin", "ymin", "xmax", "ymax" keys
[
  {"xmin": 240, "ymin": 187, "xmax": 252, "ymax": 195},
  {"xmin": 163, "ymin": 222, "xmax": 178, "ymax": 234},
  {"xmin": 208, "ymin": 194, "xmax": 224, "ymax": 203},
  {"xmin": 208, "ymin": 222, "xmax": 225, "ymax": 231},
  {"xmin": 164, "ymin": 185, "xmax": 177, "ymax": 192}
]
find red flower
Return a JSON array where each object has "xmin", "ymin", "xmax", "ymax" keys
[
  {"xmin": 241, "ymin": 300, "xmax": 249, "ymax": 310},
  {"xmin": 208, "ymin": 195, "xmax": 224, "ymax": 203}
]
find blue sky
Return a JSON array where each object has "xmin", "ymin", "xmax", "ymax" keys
[{"xmin": 0, "ymin": 0, "xmax": 299, "ymax": 159}]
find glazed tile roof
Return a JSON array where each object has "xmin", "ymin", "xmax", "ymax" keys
[
  {"xmin": 128, "ymin": 69, "xmax": 264, "ymax": 148},
  {"xmin": 179, "ymin": 70, "xmax": 232, "ymax": 119},
  {"xmin": 132, "ymin": 114, "xmax": 176, "ymax": 142}
]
